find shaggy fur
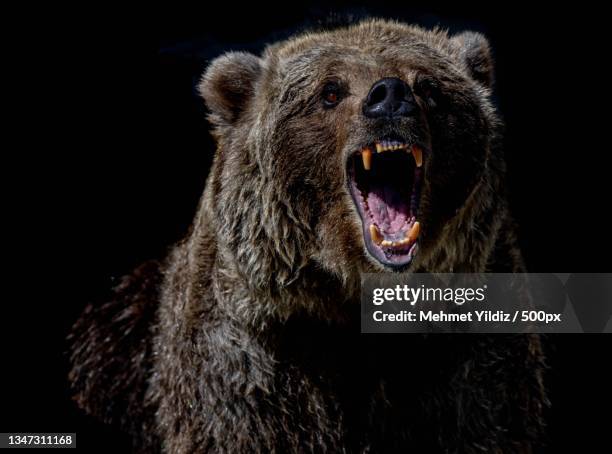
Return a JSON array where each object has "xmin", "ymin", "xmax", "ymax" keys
[{"xmin": 69, "ymin": 20, "xmax": 546, "ymax": 453}]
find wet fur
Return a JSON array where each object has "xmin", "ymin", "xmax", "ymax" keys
[{"xmin": 69, "ymin": 20, "xmax": 546, "ymax": 453}]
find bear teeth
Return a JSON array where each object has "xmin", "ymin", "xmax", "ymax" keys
[
  {"xmin": 406, "ymin": 221, "xmax": 420, "ymax": 242},
  {"xmin": 375, "ymin": 141, "xmax": 408, "ymax": 153},
  {"xmin": 369, "ymin": 224, "xmax": 383, "ymax": 245},
  {"xmin": 362, "ymin": 142, "xmax": 423, "ymax": 170},
  {"xmin": 362, "ymin": 147, "xmax": 372, "ymax": 170},
  {"xmin": 370, "ymin": 221, "xmax": 421, "ymax": 249},
  {"xmin": 411, "ymin": 145, "xmax": 423, "ymax": 168}
]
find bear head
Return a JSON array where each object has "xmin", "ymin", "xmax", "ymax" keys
[{"xmin": 198, "ymin": 20, "xmax": 499, "ymax": 299}]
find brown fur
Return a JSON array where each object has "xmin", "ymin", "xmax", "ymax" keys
[{"xmin": 69, "ymin": 20, "xmax": 546, "ymax": 453}]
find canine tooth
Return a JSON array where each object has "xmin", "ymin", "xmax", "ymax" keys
[
  {"xmin": 362, "ymin": 147, "xmax": 372, "ymax": 170},
  {"xmin": 406, "ymin": 221, "xmax": 421, "ymax": 243},
  {"xmin": 411, "ymin": 145, "xmax": 423, "ymax": 168},
  {"xmin": 375, "ymin": 143, "xmax": 383, "ymax": 153},
  {"xmin": 369, "ymin": 224, "xmax": 383, "ymax": 245}
]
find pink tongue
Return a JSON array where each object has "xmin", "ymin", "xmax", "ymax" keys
[{"xmin": 367, "ymin": 184, "xmax": 409, "ymax": 234}]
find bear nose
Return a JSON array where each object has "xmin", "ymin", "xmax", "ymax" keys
[{"xmin": 363, "ymin": 77, "xmax": 417, "ymax": 119}]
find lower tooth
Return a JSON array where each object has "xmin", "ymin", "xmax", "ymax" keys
[
  {"xmin": 369, "ymin": 224, "xmax": 383, "ymax": 245},
  {"xmin": 406, "ymin": 221, "xmax": 421, "ymax": 243}
]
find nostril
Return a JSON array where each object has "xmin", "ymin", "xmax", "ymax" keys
[{"xmin": 368, "ymin": 84, "xmax": 387, "ymax": 106}]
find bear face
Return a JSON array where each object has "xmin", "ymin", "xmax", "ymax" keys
[{"xmin": 199, "ymin": 20, "xmax": 499, "ymax": 288}]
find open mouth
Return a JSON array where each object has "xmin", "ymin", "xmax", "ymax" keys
[{"xmin": 347, "ymin": 139, "xmax": 424, "ymax": 267}]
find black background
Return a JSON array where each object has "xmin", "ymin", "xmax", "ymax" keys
[{"xmin": 5, "ymin": 1, "xmax": 611, "ymax": 452}]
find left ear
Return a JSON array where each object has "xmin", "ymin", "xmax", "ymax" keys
[
  {"xmin": 451, "ymin": 31, "xmax": 494, "ymax": 88},
  {"xmin": 198, "ymin": 51, "xmax": 262, "ymax": 127}
]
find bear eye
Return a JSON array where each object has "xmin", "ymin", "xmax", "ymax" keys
[{"xmin": 321, "ymin": 82, "xmax": 343, "ymax": 108}]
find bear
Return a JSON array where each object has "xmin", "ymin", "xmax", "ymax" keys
[{"xmin": 68, "ymin": 19, "xmax": 546, "ymax": 453}]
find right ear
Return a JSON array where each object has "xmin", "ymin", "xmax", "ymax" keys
[
  {"xmin": 450, "ymin": 31, "xmax": 494, "ymax": 89},
  {"xmin": 198, "ymin": 52, "xmax": 262, "ymax": 126}
]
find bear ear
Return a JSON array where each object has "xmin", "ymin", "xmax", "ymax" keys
[
  {"xmin": 198, "ymin": 52, "xmax": 262, "ymax": 126},
  {"xmin": 451, "ymin": 31, "xmax": 494, "ymax": 88}
]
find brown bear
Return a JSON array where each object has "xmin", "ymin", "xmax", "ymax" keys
[{"xmin": 69, "ymin": 19, "xmax": 546, "ymax": 453}]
